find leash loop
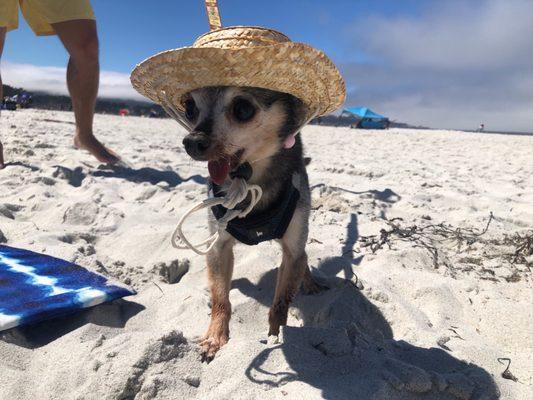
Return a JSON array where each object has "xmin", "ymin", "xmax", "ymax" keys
[{"xmin": 171, "ymin": 178, "xmax": 262, "ymax": 255}]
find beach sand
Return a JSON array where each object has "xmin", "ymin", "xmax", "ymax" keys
[{"xmin": 0, "ymin": 109, "xmax": 531, "ymax": 399}]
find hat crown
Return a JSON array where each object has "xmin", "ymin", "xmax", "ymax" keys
[{"xmin": 194, "ymin": 26, "xmax": 291, "ymax": 49}]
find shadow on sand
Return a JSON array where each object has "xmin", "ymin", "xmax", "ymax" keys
[
  {"xmin": 234, "ymin": 213, "xmax": 500, "ymax": 399},
  {"xmin": 311, "ymin": 183, "xmax": 401, "ymax": 204},
  {"xmin": 0, "ymin": 299, "xmax": 144, "ymax": 349},
  {"xmin": 4, "ymin": 161, "xmax": 40, "ymax": 172},
  {"xmin": 91, "ymin": 165, "xmax": 207, "ymax": 187},
  {"xmin": 318, "ymin": 213, "xmax": 363, "ymax": 282},
  {"xmin": 52, "ymin": 164, "xmax": 207, "ymax": 188}
]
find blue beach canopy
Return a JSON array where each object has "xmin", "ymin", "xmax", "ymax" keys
[
  {"xmin": 342, "ymin": 107, "xmax": 390, "ymax": 129},
  {"xmin": 343, "ymin": 107, "xmax": 387, "ymax": 120},
  {"xmin": 0, "ymin": 245, "xmax": 135, "ymax": 332}
]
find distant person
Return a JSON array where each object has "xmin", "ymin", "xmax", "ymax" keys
[
  {"xmin": 0, "ymin": 0, "xmax": 119, "ymax": 169},
  {"xmin": 478, "ymin": 123, "xmax": 485, "ymax": 132}
]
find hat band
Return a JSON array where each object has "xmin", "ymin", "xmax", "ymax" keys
[{"xmin": 195, "ymin": 35, "xmax": 289, "ymax": 49}]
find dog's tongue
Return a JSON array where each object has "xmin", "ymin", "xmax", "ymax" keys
[{"xmin": 208, "ymin": 159, "xmax": 231, "ymax": 185}]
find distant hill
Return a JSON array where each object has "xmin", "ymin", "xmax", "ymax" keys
[
  {"xmin": 3, "ymin": 84, "xmax": 433, "ymax": 130},
  {"xmin": 310, "ymin": 113, "xmax": 428, "ymax": 130},
  {"xmin": 2, "ymin": 84, "xmax": 166, "ymax": 117}
]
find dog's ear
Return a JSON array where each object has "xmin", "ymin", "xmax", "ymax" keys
[
  {"xmin": 282, "ymin": 94, "xmax": 310, "ymax": 138},
  {"xmin": 241, "ymin": 87, "xmax": 310, "ymax": 136}
]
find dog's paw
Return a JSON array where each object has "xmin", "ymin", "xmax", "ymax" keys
[{"xmin": 198, "ymin": 333, "xmax": 228, "ymax": 363}]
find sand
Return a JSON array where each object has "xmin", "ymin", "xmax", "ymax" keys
[{"xmin": 0, "ymin": 108, "xmax": 531, "ymax": 400}]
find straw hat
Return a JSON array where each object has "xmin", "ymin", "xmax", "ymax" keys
[{"xmin": 130, "ymin": 18, "xmax": 345, "ymax": 120}]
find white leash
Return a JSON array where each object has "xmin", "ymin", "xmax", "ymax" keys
[{"xmin": 171, "ymin": 178, "xmax": 262, "ymax": 255}]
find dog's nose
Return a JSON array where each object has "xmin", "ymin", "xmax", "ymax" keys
[{"xmin": 183, "ymin": 133, "xmax": 211, "ymax": 159}]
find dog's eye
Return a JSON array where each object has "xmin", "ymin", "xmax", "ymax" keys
[
  {"xmin": 184, "ymin": 99, "xmax": 198, "ymax": 121},
  {"xmin": 232, "ymin": 98, "xmax": 256, "ymax": 122}
]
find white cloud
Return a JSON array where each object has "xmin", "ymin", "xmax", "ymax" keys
[
  {"xmin": 344, "ymin": 0, "xmax": 533, "ymax": 132},
  {"xmin": 1, "ymin": 61, "xmax": 145, "ymax": 101},
  {"xmin": 354, "ymin": 0, "xmax": 533, "ymax": 70}
]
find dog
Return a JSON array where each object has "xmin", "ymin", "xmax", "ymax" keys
[{"xmin": 179, "ymin": 86, "xmax": 322, "ymax": 361}]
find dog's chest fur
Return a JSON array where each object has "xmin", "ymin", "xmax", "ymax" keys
[{"xmin": 207, "ymin": 134, "xmax": 311, "ymax": 245}]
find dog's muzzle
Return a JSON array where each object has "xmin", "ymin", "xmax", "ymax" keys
[{"xmin": 183, "ymin": 132, "xmax": 211, "ymax": 160}]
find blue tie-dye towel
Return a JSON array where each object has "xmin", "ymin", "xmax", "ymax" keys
[{"xmin": 0, "ymin": 245, "xmax": 135, "ymax": 332}]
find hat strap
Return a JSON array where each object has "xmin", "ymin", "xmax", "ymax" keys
[
  {"xmin": 205, "ymin": 1, "xmax": 222, "ymax": 31},
  {"xmin": 160, "ymin": 91, "xmax": 194, "ymax": 132}
]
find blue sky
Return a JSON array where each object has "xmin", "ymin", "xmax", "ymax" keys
[
  {"xmin": 2, "ymin": 0, "xmax": 533, "ymax": 131},
  {"xmin": 4, "ymin": 0, "xmax": 422, "ymax": 71}
]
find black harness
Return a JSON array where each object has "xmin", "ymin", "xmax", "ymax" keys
[{"xmin": 208, "ymin": 165, "xmax": 300, "ymax": 245}]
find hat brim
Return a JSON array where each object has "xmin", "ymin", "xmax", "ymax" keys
[{"xmin": 130, "ymin": 42, "xmax": 345, "ymax": 118}]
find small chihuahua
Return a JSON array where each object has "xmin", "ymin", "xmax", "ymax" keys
[{"xmin": 180, "ymin": 86, "xmax": 322, "ymax": 361}]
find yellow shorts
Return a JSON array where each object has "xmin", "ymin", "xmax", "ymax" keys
[{"xmin": 0, "ymin": 0, "xmax": 95, "ymax": 36}]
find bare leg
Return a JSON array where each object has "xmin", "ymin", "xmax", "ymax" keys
[
  {"xmin": 200, "ymin": 237, "xmax": 235, "ymax": 361},
  {"xmin": 268, "ymin": 244, "xmax": 307, "ymax": 336},
  {"xmin": 51, "ymin": 20, "xmax": 118, "ymax": 164},
  {"xmin": 0, "ymin": 27, "xmax": 6, "ymax": 169}
]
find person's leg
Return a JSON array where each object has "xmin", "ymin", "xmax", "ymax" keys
[
  {"xmin": 0, "ymin": 27, "xmax": 6, "ymax": 169},
  {"xmin": 51, "ymin": 19, "xmax": 118, "ymax": 163}
]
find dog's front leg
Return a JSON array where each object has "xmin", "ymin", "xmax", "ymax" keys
[
  {"xmin": 200, "ymin": 236, "xmax": 235, "ymax": 361},
  {"xmin": 268, "ymin": 245, "xmax": 307, "ymax": 337},
  {"xmin": 268, "ymin": 206, "xmax": 310, "ymax": 336}
]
